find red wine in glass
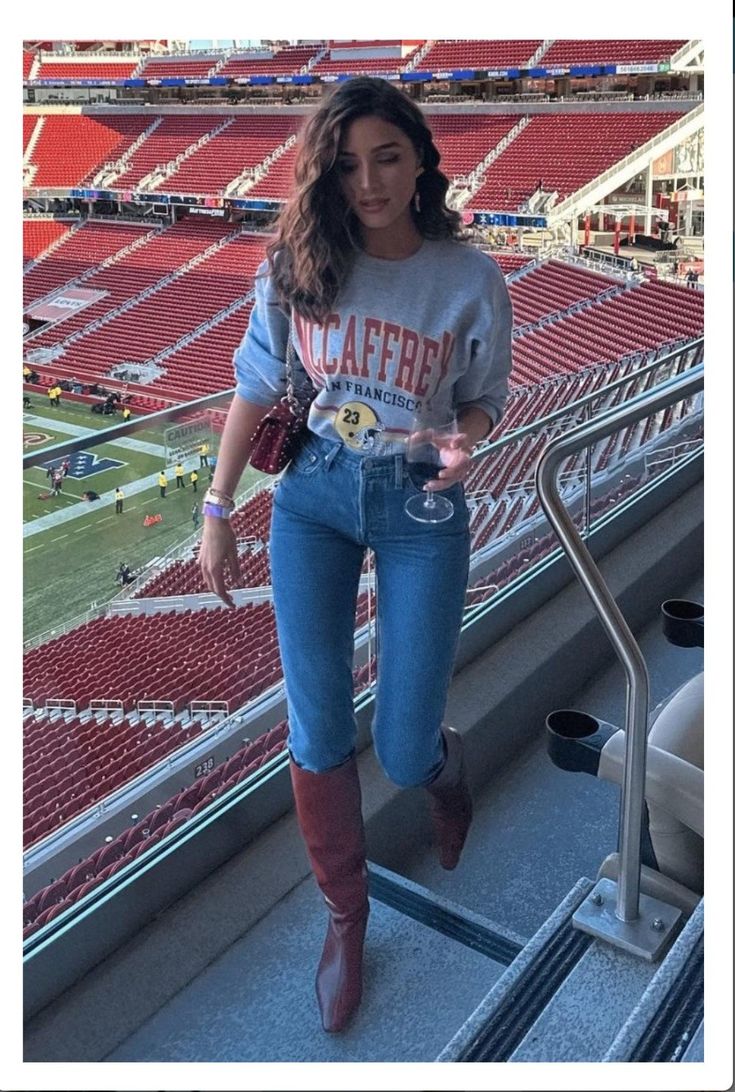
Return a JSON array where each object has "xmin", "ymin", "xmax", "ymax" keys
[{"xmin": 404, "ymin": 409, "xmax": 458, "ymax": 524}]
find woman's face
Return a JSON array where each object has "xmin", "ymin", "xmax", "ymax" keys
[{"xmin": 336, "ymin": 115, "xmax": 422, "ymax": 239}]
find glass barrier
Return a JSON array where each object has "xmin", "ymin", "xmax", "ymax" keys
[{"xmin": 22, "ymin": 340, "xmax": 703, "ymax": 950}]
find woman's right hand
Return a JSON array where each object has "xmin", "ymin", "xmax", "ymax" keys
[{"xmin": 199, "ymin": 517, "xmax": 241, "ymax": 608}]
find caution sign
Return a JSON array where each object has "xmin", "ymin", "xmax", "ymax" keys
[{"xmin": 165, "ymin": 416, "xmax": 213, "ymax": 464}]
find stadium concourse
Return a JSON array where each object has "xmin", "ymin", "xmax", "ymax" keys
[{"xmin": 22, "ymin": 39, "xmax": 706, "ymax": 1067}]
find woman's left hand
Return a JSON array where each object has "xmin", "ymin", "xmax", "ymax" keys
[{"xmin": 425, "ymin": 433, "xmax": 473, "ymax": 491}]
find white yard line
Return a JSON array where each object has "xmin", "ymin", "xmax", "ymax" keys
[{"xmin": 49, "ymin": 534, "xmax": 69, "ymax": 542}]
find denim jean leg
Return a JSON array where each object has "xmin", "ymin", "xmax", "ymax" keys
[
  {"xmin": 371, "ymin": 517, "xmax": 470, "ymax": 789},
  {"xmin": 270, "ymin": 495, "xmax": 365, "ymax": 773}
]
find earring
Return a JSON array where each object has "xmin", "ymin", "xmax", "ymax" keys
[{"xmin": 413, "ymin": 191, "xmax": 421, "ymax": 213}]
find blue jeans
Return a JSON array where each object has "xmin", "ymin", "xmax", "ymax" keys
[{"xmin": 270, "ymin": 433, "xmax": 470, "ymax": 787}]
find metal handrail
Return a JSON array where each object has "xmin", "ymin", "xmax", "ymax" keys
[
  {"xmin": 535, "ymin": 363, "xmax": 703, "ymax": 926},
  {"xmin": 23, "ymin": 387, "xmax": 235, "ymax": 470}
]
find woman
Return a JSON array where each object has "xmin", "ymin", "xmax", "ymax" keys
[{"xmin": 199, "ymin": 77, "xmax": 513, "ymax": 1033}]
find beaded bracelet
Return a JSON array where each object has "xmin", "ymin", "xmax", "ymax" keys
[{"xmin": 202, "ymin": 501, "xmax": 232, "ymax": 520}]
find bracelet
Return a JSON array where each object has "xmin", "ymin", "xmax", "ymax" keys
[
  {"xmin": 202, "ymin": 501, "xmax": 232, "ymax": 520},
  {"xmin": 203, "ymin": 488, "xmax": 234, "ymax": 509},
  {"xmin": 206, "ymin": 486, "xmax": 235, "ymax": 505}
]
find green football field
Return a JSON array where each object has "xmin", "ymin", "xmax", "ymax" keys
[{"xmin": 23, "ymin": 400, "xmax": 266, "ymax": 642}]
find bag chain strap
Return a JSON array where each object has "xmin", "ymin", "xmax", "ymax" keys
[{"xmin": 283, "ymin": 316, "xmax": 310, "ymax": 418}]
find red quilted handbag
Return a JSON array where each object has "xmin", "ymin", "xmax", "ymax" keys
[{"xmin": 249, "ymin": 319, "xmax": 315, "ymax": 474}]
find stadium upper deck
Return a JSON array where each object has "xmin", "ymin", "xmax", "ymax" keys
[{"xmin": 24, "ymin": 38, "xmax": 692, "ymax": 83}]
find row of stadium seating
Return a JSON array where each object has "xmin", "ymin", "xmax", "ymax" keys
[
  {"xmin": 23, "ymin": 217, "xmax": 702, "ymax": 406},
  {"xmin": 23, "ymin": 110, "xmax": 686, "ymax": 210},
  {"xmin": 511, "ymin": 280, "xmax": 703, "ymax": 384},
  {"xmin": 24, "ymin": 39, "xmax": 689, "ymax": 83},
  {"xmin": 24, "ymin": 584, "xmax": 374, "ymax": 719},
  {"xmin": 23, "ymin": 716, "xmax": 209, "ymax": 845},
  {"xmin": 470, "ymin": 112, "xmax": 682, "ymax": 210},
  {"xmin": 23, "ymin": 719, "xmax": 291, "ymax": 919},
  {"xmin": 134, "ymin": 548, "xmax": 271, "ymax": 600},
  {"xmin": 508, "ymin": 259, "xmax": 619, "ymax": 325},
  {"xmin": 23, "ymin": 220, "xmax": 153, "ymax": 305},
  {"xmin": 22, "ymin": 217, "xmax": 76, "ymax": 264}
]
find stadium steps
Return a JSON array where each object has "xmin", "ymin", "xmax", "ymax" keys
[
  {"xmin": 26, "ymin": 52, "xmax": 42, "ymax": 80},
  {"xmin": 143, "ymin": 116, "xmax": 237, "ymax": 191},
  {"xmin": 547, "ymin": 103, "xmax": 703, "ymax": 226},
  {"xmin": 22, "ymin": 216, "xmax": 83, "ymax": 277},
  {"xmin": 149, "ymin": 290, "xmax": 254, "ymax": 365},
  {"xmin": 54, "ymin": 221, "xmax": 242, "ymax": 351},
  {"xmin": 91, "ymin": 116, "xmax": 165, "ymax": 189},
  {"xmin": 228, "ymin": 132, "xmax": 299, "ymax": 198},
  {"xmin": 403, "ymin": 39, "xmax": 435, "ymax": 71},
  {"xmin": 449, "ymin": 116, "xmax": 530, "ymax": 209},
  {"xmin": 528, "ymin": 39, "xmax": 554, "ymax": 65},
  {"xmin": 23, "ymin": 222, "xmax": 160, "ymax": 310},
  {"xmin": 23, "ymin": 115, "xmax": 45, "ymax": 167}
]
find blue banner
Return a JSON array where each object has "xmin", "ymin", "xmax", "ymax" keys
[
  {"xmin": 475, "ymin": 212, "xmax": 547, "ymax": 228},
  {"xmin": 228, "ymin": 198, "xmax": 281, "ymax": 210},
  {"xmin": 292, "ymin": 75, "xmax": 314, "ymax": 84},
  {"xmin": 450, "ymin": 69, "xmax": 475, "ymax": 80},
  {"xmin": 401, "ymin": 70, "xmax": 432, "ymax": 82},
  {"xmin": 160, "ymin": 77, "xmax": 186, "ymax": 86},
  {"xmin": 249, "ymin": 75, "xmax": 274, "ymax": 85}
]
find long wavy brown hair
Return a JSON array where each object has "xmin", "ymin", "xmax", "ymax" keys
[{"xmin": 264, "ymin": 77, "xmax": 464, "ymax": 323}]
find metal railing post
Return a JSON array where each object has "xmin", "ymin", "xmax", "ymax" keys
[{"xmin": 535, "ymin": 364, "xmax": 703, "ymax": 956}]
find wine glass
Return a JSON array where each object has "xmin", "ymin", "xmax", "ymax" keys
[{"xmin": 404, "ymin": 406, "xmax": 461, "ymax": 524}]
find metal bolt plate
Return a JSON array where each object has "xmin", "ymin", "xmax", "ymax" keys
[{"xmin": 572, "ymin": 878, "xmax": 683, "ymax": 961}]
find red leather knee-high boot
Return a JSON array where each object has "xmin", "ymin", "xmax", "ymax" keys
[
  {"xmin": 290, "ymin": 755, "xmax": 370, "ymax": 1032},
  {"xmin": 425, "ymin": 726, "xmax": 473, "ymax": 870}
]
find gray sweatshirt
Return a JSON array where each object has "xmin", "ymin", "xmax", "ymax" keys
[{"xmin": 234, "ymin": 237, "xmax": 513, "ymax": 456}]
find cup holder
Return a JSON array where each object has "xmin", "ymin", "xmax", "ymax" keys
[
  {"xmin": 546, "ymin": 709, "xmax": 618, "ymax": 775},
  {"xmin": 661, "ymin": 599, "xmax": 704, "ymax": 648}
]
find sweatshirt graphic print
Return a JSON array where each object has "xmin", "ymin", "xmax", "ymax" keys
[{"xmin": 234, "ymin": 238, "xmax": 513, "ymax": 456}]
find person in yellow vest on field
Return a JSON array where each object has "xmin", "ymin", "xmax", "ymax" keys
[
  {"xmin": 158, "ymin": 470, "xmax": 168, "ymax": 498},
  {"xmin": 199, "ymin": 441, "xmax": 210, "ymax": 467},
  {"xmin": 190, "ymin": 468, "xmax": 199, "ymax": 492},
  {"xmin": 122, "ymin": 405, "xmax": 131, "ymax": 422},
  {"xmin": 53, "ymin": 384, "xmax": 62, "ymax": 406},
  {"xmin": 47, "ymin": 385, "xmax": 57, "ymax": 408},
  {"xmin": 115, "ymin": 487, "xmax": 124, "ymax": 515},
  {"xmin": 175, "ymin": 462, "xmax": 185, "ymax": 489}
]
